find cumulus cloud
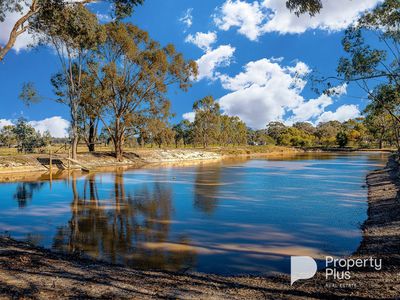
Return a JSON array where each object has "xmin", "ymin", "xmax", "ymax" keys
[
  {"xmin": 217, "ymin": 58, "xmax": 353, "ymax": 128},
  {"xmin": 213, "ymin": 0, "xmax": 382, "ymax": 40},
  {"xmin": 182, "ymin": 112, "xmax": 196, "ymax": 122},
  {"xmin": 196, "ymin": 45, "xmax": 236, "ymax": 81},
  {"xmin": 316, "ymin": 105, "xmax": 360, "ymax": 124},
  {"xmin": 185, "ymin": 31, "xmax": 217, "ymax": 51},
  {"xmin": 288, "ymin": 94, "xmax": 333, "ymax": 124},
  {"xmin": 179, "ymin": 8, "xmax": 194, "ymax": 30},
  {"xmin": 28, "ymin": 116, "xmax": 70, "ymax": 138},
  {"xmin": 213, "ymin": 0, "xmax": 265, "ymax": 41},
  {"xmin": 0, "ymin": 116, "xmax": 69, "ymax": 137}
]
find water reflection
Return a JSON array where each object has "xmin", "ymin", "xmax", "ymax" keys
[
  {"xmin": 14, "ymin": 182, "xmax": 45, "ymax": 208},
  {"xmin": 52, "ymin": 171, "xmax": 195, "ymax": 271},
  {"xmin": 194, "ymin": 165, "xmax": 222, "ymax": 214},
  {"xmin": 0, "ymin": 152, "xmax": 389, "ymax": 275}
]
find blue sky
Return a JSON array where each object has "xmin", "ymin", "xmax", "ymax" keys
[{"xmin": 0, "ymin": 0, "xmax": 382, "ymax": 137}]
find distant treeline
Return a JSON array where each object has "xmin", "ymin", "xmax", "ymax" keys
[{"xmin": 2, "ymin": 94, "xmax": 396, "ymax": 153}]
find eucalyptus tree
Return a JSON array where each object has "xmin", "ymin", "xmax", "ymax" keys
[
  {"xmin": 192, "ymin": 96, "xmax": 221, "ymax": 148},
  {"xmin": 365, "ymin": 95, "xmax": 400, "ymax": 149},
  {"xmin": 0, "ymin": 0, "xmax": 143, "ymax": 62},
  {"xmin": 266, "ymin": 121, "xmax": 287, "ymax": 142},
  {"xmin": 78, "ymin": 70, "xmax": 103, "ymax": 152},
  {"xmin": 173, "ymin": 120, "xmax": 193, "ymax": 147},
  {"xmin": 315, "ymin": 121, "xmax": 342, "ymax": 147},
  {"xmin": 34, "ymin": 4, "xmax": 105, "ymax": 159},
  {"xmin": 0, "ymin": 125, "xmax": 16, "ymax": 147},
  {"xmin": 90, "ymin": 23, "xmax": 197, "ymax": 161},
  {"xmin": 335, "ymin": 0, "xmax": 400, "ymax": 128}
]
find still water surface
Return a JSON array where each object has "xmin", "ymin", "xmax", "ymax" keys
[{"xmin": 0, "ymin": 152, "xmax": 387, "ymax": 275}]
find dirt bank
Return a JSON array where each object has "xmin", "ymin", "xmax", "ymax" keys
[
  {"xmin": 0, "ymin": 156, "xmax": 398, "ymax": 299},
  {"xmin": 0, "ymin": 146, "xmax": 297, "ymax": 180}
]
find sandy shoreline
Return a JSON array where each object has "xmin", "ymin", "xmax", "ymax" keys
[
  {"xmin": 0, "ymin": 147, "xmax": 301, "ymax": 182},
  {"xmin": 0, "ymin": 154, "xmax": 398, "ymax": 299}
]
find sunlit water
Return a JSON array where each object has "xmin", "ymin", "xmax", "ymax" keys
[{"xmin": 0, "ymin": 152, "xmax": 388, "ymax": 275}]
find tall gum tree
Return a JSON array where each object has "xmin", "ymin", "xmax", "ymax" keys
[
  {"xmin": 192, "ymin": 96, "xmax": 221, "ymax": 148},
  {"xmin": 89, "ymin": 23, "xmax": 197, "ymax": 161},
  {"xmin": 36, "ymin": 3, "xmax": 105, "ymax": 159}
]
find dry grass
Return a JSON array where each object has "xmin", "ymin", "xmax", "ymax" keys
[{"xmin": 0, "ymin": 144, "xmax": 296, "ymax": 157}]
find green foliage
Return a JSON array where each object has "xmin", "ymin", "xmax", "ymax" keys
[
  {"xmin": 266, "ymin": 122, "xmax": 287, "ymax": 141},
  {"xmin": 364, "ymin": 97, "xmax": 400, "ymax": 149},
  {"xmin": 34, "ymin": 2, "xmax": 106, "ymax": 51},
  {"xmin": 247, "ymin": 129, "xmax": 276, "ymax": 146},
  {"xmin": 12, "ymin": 118, "xmax": 46, "ymax": 153},
  {"xmin": 91, "ymin": 22, "xmax": 197, "ymax": 160},
  {"xmin": 193, "ymin": 96, "xmax": 221, "ymax": 148},
  {"xmin": 335, "ymin": 0, "xmax": 400, "ymax": 144},
  {"xmin": 0, "ymin": 125, "xmax": 17, "ymax": 147},
  {"xmin": 0, "ymin": 0, "xmax": 29, "ymax": 22},
  {"xmin": 278, "ymin": 127, "xmax": 315, "ymax": 147},
  {"xmin": 286, "ymin": 0, "xmax": 322, "ymax": 16},
  {"xmin": 19, "ymin": 82, "xmax": 42, "ymax": 106},
  {"xmin": 336, "ymin": 131, "xmax": 348, "ymax": 148},
  {"xmin": 173, "ymin": 120, "xmax": 193, "ymax": 147}
]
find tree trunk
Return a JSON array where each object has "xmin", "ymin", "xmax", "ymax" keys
[
  {"xmin": 115, "ymin": 138, "xmax": 123, "ymax": 162},
  {"xmin": 71, "ymin": 103, "xmax": 79, "ymax": 160},
  {"xmin": 88, "ymin": 117, "xmax": 96, "ymax": 152},
  {"xmin": 72, "ymin": 135, "xmax": 78, "ymax": 160},
  {"xmin": 114, "ymin": 119, "xmax": 124, "ymax": 162}
]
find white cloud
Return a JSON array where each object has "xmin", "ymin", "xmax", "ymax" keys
[
  {"xmin": 28, "ymin": 116, "xmax": 70, "ymax": 138},
  {"xmin": 196, "ymin": 45, "xmax": 236, "ymax": 81},
  {"xmin": 0, "ymin": 116, "xmax": 69, "ymax": 138},
  {"xmin": 213, "ymin": 0, "xmax": 382, "ymax": 40},
  {"xmin": 0, "ymin": 119, "xmax": 13, "ymax": 130},
  {"xmin": 316, "ymin": 105, "xmax": 360, "ymax": 124},
  {"xmin": 262, "ymin": 0, "xmax": 382, "ymax": 34},
  {"xmin": 179, "ymin": 8, "xmax": 193, "ymax": 30},
  {"xmin": 326, "ymin": 83, "xmax": 348, "ymax": 97},
  {"xmin": 217, "ymin": 58, "xmax": 352, "ymax": 128},
  {"xmin": 185, "ymin": 31, "xmax": 217, "ymax": 51},
  {"xmin": 289, "ymin": 94, "xmax": 333, "ymax": 124},
  {"xmin": 182, "ymin": 112, "xmax": 196, "ymax": 122},
  {"xmin": 213, "ymin": 0, "xmax": 265, "ymax": 41}
]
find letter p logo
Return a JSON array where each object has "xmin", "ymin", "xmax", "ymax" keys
[{"xmin": 290, "ymin": 256, "xmax": 317, "ymax": 285}]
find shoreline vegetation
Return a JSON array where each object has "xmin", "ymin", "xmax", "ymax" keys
[{"xmin": 0, "ymin": 152, "xmax": 398, "ymax": 299}]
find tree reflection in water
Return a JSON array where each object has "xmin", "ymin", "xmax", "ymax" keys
[
  {"xmin": 194, "ymin": 165, "xmax": 222, "ymax": 214},
  {"xmin": 13, "ymin": 182, "xmax": 46, "ymax": 208},
  {"xmin": 52, "ymin": 170, "xmax": 196, "ymax": 271}
]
